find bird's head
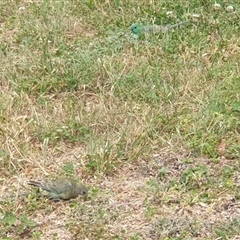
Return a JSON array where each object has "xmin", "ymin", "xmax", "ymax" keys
[
  {"xmin": 130, "ymin": 23, "xmax": 141, "ymax": 35},
  {"xmin": 76, "ymin": 183, "xmax": 88, "ymax": 195}
]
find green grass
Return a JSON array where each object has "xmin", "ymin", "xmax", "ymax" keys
[{"xmin": 0, "ymin": 0, "xmax": 240, "ymax": 239}]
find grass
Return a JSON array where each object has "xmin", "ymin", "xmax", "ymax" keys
[{"xmin": 0, "ymin": 0, "xmax": 240, "ymax": 239}]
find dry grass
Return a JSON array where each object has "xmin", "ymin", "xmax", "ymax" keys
[{"xmin": 1, "ymin": 0, "xmax": 240, "ymax": 239}]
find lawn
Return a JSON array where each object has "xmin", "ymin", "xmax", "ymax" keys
[{"xmin": 0, "ymin": 0, "xmax": 240, "ymax": 239}]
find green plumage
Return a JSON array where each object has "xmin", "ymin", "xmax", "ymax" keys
[
  {"xmin": 131, "ymin": 21, "xmax": 189, "ymax": 35},
  {"xmin": 28, "ymin": 178, "xmax": 88, "ymax": 200}
]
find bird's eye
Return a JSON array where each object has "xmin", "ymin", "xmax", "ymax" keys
[{"xmin": 131, "ymin": 25, "xmax": 137, "ymax": 30}]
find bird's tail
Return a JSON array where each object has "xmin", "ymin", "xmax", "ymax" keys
[{"xmin": 28, "ymin": 180, "xmax": 42, "ymax": 188}]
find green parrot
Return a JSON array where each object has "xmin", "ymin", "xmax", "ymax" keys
[
  {"xmin": 28, "ymin": 178, "xmax": 88, "ymax": 200},
  {"xmin": 130, "ymin": 21, "xmax": 189, "ymax": 36}
]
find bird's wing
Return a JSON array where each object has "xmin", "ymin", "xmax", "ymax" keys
[
  {"xmin": 142, "ymin": 25, "xmax": 161, "ymax": 34},
  {"xmin": 28, "ymin": 179, "xmax": 71, "ymax": 193},
  {"xmin": 44, "ymin": 179, "xmax": 73, "ymax": 194},
  {"xmin": 143, "ymin": 21, "xmax": 189, "ymax": 33}
]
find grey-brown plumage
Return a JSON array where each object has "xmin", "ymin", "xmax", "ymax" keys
[{"xmin": 28, "ymin": 178, "xmax": 88, "ymax": 200}]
